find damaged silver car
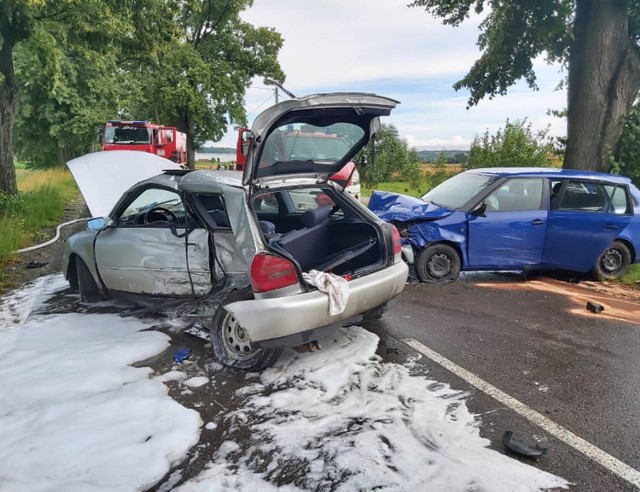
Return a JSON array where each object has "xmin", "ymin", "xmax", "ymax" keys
[{"xmin": 63, "ymin": 93, "xmax": 408, "ymax": 370}]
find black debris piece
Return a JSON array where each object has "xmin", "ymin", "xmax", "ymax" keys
[
  {"xmin": 25, "ymin": 260, "xmax": 48, "ymax": 269},
  {"xmin": 586, "ymin": 301, "xmax": 604, "ymax": 313},
  {"xmin": 503, "ymin": 431, "xmax": 547, "ymax": 458}
]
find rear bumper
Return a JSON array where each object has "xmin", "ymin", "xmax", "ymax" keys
[{"xmin": 224, "ymin": 261, "xmax": 408, "ymax": 343}]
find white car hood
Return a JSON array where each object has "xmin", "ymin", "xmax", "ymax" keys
[{"xmin": 66, "ymin": 151, "xmax": 181, "ymax": 217}]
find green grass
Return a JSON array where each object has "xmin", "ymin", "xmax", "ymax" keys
[
  {"xmin": 619, "ymin": 264, "xmax": 640, "ymax": 286},
  {"xmin": 362, "ymin": 181, "xmax": 426, "ymax": 198},
  {"xmin": 0, "ymin": 168, "xmax": 78, "ymax": 272}
]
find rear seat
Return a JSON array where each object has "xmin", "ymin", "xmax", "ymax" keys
[{"xmin": 275, "ymin": 206, "xmax": 331, "ymax": 271}]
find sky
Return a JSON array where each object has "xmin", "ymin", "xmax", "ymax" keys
[
  {"xmin": 0, "ymin": 274, "xmax": 567, "ymax": 490},
  {"xmin": 213, "ymin": 0, "xmax": 568, "ymax": 150}
]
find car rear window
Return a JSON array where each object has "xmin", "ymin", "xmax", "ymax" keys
[{"xmin": 421, "ymin": 172, "xmax": 496, "ymax": 209}]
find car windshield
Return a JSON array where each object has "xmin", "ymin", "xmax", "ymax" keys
[
  {"xmin": 260, "ymin": 123, "xmax": 364, "ymax": 168},
  {"xmin": 104, "ymin": 126, "xmax": 151, "ymax": 145},
  {"xmin": 421, "ymin": 172, "xmax": 497, "ymax": 209}
]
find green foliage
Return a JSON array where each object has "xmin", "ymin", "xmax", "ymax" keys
[
  {"xmin": 467, "ymin": 119, "xmax": 554, "ymax": 169},
  {"xmin": 410, "ymin": 0, "xmax": 573, "ymax": 107},
  {"xmin": 430, "ymin": 152, "xmax": 454, "ymax": 188},
  {"xmin": 612, "ymin": 103, "xmax": 640, "ymax": 186},
  {"xmin": 361, "ymin": 124, "xmax": 422, "ymax": 187}
]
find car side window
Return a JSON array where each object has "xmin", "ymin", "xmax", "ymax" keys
[
  {"xmin": 118, "ymin": 188, "xmax": 184, "ymax": 226},
  {"xmin": 556, "ymin": 181, "xmax": 606, "ymax": 212},
  {"xmin": 483, "ymin": 178, "xmax": 543, "ymax": 212},
  {"xmin": 254, "ymin": 193, "xmax": 279, "ymax": 214},
  {"xmin": 604, "ymin": 184, "xmax": 632, "ymax": 214}
]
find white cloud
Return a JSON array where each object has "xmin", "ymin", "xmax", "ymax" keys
[{"xmin": 211, "ymin": 1, "xmax": 568, "ymax": 149}]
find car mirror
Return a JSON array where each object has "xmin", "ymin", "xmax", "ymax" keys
[
  {"xmin": 469, "ymin": 202, "xmax": 487, "ymax": 217},
  {"xmin": 86, "ymin": 217, "xmax": 113, "ymax": 231},
  {"xmin": 240, "ymin": 129, "xmax": 253, "ymax": 156}
]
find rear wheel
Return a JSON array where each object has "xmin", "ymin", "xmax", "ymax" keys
[
  {"xmin": 76, "ymin": 257, "xmax": 103, "ymax": 303},
  {"xmin": 209, "ymin": 290, "xmax": 282, "ymax": 371},
  {"xmin": 593, "ymin": 240, "xmax": 631, "ymax": 280},
  {"xmin": 415, "ymin": 244, "xmax": 461, "ymax": 283}
]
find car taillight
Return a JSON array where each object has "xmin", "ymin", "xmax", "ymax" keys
[
  {"xmin": 250, "ymin": 253, "xmax": 298, "ymax": 293},
  {"xmin": 392, "ymin": 226, "xmax": 401, "ymax": 255},
  {"xmin": 351, "ymin": 169, "xmax": 360, "ymax": 185}
]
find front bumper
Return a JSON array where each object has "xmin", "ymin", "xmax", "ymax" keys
[{"xmin": 224, "ymin": 260, "xmax": 408, "ymax": 343}]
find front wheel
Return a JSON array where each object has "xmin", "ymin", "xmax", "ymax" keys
[
  {"xmin": 208, "ymin": 290, "xmax": 282, "ymax": 371},
  {"xmin": 76, "ymin": 257, "xmax": 103, "ymax": 303},
  {"xmin": 593, "ymin": 241, "xmax": 632, "ymax": 280},
  {"xmin": 415, "ymin": 244, "xmax": 461, "ymax": 283}
]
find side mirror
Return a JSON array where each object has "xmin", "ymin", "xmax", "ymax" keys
[
  {"xmin": 240, "ymin": 130, "xmax": 253, "ymax": 157},
  {"xmin": 469, "ymin": 202, "xmax": 487, "ymax": 217},
  {"xmin": 86, "ymin": 217, "xmax": 113, "ymax": 231}
]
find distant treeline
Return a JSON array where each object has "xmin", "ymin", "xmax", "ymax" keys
[
  {"xmin": 417, "ymin": 150, "xmax": 469, "ymax": 164},
  {"xmin": 199, "ymin": 146, "xmax": 236, "ymax": 154}
]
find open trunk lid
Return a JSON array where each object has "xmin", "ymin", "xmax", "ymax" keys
[{"xmin": 242, "ymin": 93, "xmax": 399, "ymax": 189}]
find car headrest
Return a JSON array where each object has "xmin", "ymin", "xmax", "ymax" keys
[
  {"xmin": 301, "ymin": 206, "xmax": 330, "ymax": 228},
  {"xmin": 259, "ymin": 220, "xmax": 276, "ymax": 234}
]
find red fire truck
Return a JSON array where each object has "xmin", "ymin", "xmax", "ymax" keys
[{"xmin": 101, "ymin": 120, "xmax": 187, "ymax": 165}]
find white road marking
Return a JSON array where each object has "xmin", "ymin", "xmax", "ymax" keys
[{"xmin": 403, "ymin": 337, "xmax": 640, "ymax": 489}]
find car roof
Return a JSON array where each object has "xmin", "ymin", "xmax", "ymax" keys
[
  {"xmin": 135, "ymin": 169, "xmax": 244, "ymax": 192},
  {"xmin": 467, "ymin": 167, "xmax": 631, "ymax": 184}
]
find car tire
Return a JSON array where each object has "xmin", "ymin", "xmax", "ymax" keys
[
  {"xmin": 593, "ymin": 240, "xmax": 632, "ymax": 280},
  {"xmin": 209, "ymin": 290, "xmax": 282, "ymax": 371},
  {"xmin": 415, "ymin": 243, "xmax": 461, "ymax": 283},
  {"xmin": 76, "ymin": 257, "xmax": 103, "ymax": 303}
]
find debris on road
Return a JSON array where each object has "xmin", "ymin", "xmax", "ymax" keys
[
  {"xmin": 174, "ymin": 348, "xmax": 192, "ymax": 363},
  {"xmin": 503, "ymin": 431, "xmax": 547, "ymax": 458},
  {"xmin": 586, "ymin": 301, "xmax": 604, "ymax": 314}
]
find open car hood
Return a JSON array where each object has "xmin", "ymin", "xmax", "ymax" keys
[
  {"xmin": 242, "ymin": 93, "xmax": 399, "ymax": 186},
  {"xmin": 66, "ymin": 151, "xmax": 181, "ymax": 217},
  {"xmin": 368, "ymin": 191, "xmax": 455, "ymax": 222}
]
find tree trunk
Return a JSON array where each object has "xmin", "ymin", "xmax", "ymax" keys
[
  {"xmin": 0, "ymin": 38, "xmax": 19, "ymax": 195},
  {"xmin": 177, "ymin": 109, "xmax": 196, "ymax": 169},
  {"xmin": 564, "ymin": 0, "xmax": 640, "ymax": 172}
]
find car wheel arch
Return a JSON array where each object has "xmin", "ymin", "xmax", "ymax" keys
[{"xmin": 415, "ymin": 241, "xmax": 463, "ymax": 283}]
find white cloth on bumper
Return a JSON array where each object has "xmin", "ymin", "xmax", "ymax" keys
[{"xmin": 302, "ymin": 270, "xmax": 349, "ymax": 316}]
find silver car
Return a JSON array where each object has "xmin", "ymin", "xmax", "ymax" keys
[{"xmin": 63, "ymin": 93, "xmax": 408, "ymax": 370}]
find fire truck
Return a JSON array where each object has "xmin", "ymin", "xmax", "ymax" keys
[{"xmin": 100, "ymin": 120, "xmax": 187, "ymax": 165}]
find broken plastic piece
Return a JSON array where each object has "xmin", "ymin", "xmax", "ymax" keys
[
  {"xmin": 586, "ymin": 301, "xmax": 604, "ymax": 313},
  {"xmin": 173, "ymin": 348, "xmax": 192, "ymax": 364},
  {"xmin": 25, "ymin": 260, "xmax": 48, "ymax": 269},
  {"xmin": 503, "ymin": 431, "xmax": 547, "ymax": 458}
]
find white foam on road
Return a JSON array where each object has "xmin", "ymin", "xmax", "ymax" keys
[
  {"xmin": 0, "ymin": 276, "xmax": 202, "ymax": 491},
  {"xmin": 180, "ymin": 327, "xmax": 568, "ymax": 491}
]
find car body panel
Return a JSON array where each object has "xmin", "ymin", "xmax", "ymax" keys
[
  {"xmin": 94, "ymin": 227, "xmax": 211, "ymax": 296},
  {"xmin": 67, "ymin": 151, "xmax": 181, "ymax": 217},
  {"xmin": 468, "ymin": 210, "xmax": 548, "ymax": 267},
  {"xmin": 369, "ymin": 168, "xmax": 640, "ymax": 276},
  {"xmin": 224, "ymin": 260, "xmax": 408, "ymax": 343}
]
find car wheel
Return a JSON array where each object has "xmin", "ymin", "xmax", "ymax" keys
[
  {"xmin": 593, "ymin": 240, "xmax": 631, "ymax": 280},
  {"xmin": 209, "ymin": 290, "xmax": 282, "ymax": 371},
  {"xmin": 76, "ymin": 257, "xmax": 103, "ymax": 303},
  {"xmin": 415, "ymin": 244, "xmax": 461, "ymax": 283}
]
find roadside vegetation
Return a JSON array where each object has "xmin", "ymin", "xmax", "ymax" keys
[{"xmin": 0, "ymin": 165, "xmax": 78, "ymax": 279}]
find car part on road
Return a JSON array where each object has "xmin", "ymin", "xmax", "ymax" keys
[
  {"xmin": 415, "ymin": 244, "xmax": 461, "ymax": 283},
  {"xmin": 593, "ymin": 240, "xmax": 632, "ymax": 280},
  {"xmin": 208, "ymin": 290, "xmax": 283, "ymax": 371},
  {"xmin": 503, "ymin": 431, "xmax": 547, "ymax": 458},
  {"xmin": 586, "ymin": 301, "xmax": 605, "ymax": 313},
  {"xmin": 25, "ymin": 260, "xmax": 48, "ymax": 269},
  {"xmin": 173, "ymin": 348, "xmax": 192, "ymax": 363}
]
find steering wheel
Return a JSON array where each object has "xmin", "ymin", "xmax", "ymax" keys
[{"xmin": 143, "ymin": 207, "xmax": 178, "ymax": 224}]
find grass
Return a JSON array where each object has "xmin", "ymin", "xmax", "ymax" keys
[
  {"xmin": 0, "ymin": 167, "xmax": 78, "ymax": 271},
  {"xmin": 619, "ymin": 263, "xmax": 640, "ymax": 286}
]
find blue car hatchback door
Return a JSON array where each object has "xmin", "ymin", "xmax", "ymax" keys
[{"xmin": 368, "ymin": 168, "xmax": 640, "ymax": 282}]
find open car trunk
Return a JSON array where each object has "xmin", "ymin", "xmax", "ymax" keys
[{"xmin": 253, "ymin": 186, "xmax": 385, "ymax": 277}]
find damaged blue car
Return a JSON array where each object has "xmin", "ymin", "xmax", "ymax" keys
[{"xmin": 368, "ymin": 168, "xmax": 640, "ymax": 282}]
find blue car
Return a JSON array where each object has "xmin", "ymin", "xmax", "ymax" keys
[{"xmin": 368, "ymin": 168, "xmax": 640, "ymax": 282}]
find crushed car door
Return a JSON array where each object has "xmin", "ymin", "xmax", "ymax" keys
[
  {"xmin": 542, "ymin": 180, "xmax": 632, "ymax": 271},
  {"xmin": 94, "ymin": 187, "xmax": 212, "ymax": 296},
  {"xmin": 467, "ymin": 178, "xmax": 547, "ymax": 267}
]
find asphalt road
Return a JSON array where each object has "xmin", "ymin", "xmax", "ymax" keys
[{"xmin": 365, "ymin": 272, "xmax": 640, "ymax": 490}]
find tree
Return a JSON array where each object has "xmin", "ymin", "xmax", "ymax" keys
[
  {"xmin": 362, "ymin": 124, "xmax": 409, "ymax": 186},
  {"xmin": 612, "ymin": 101, "xmax": 640, "ymax": 185},
  {"xmin": 131, "ymin": 0, "xmax": 284, "ymax": 168},
  {"xmin": 467, "ymin": 119, "xmax": 553, "ymax": 168},
  {"xmin": 0, "ymin": 0, "xmax": 176, "ymax": 191},
  {"xmin": 410, "ymin": 0, "xmax": 640, "ymax": 173}
]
